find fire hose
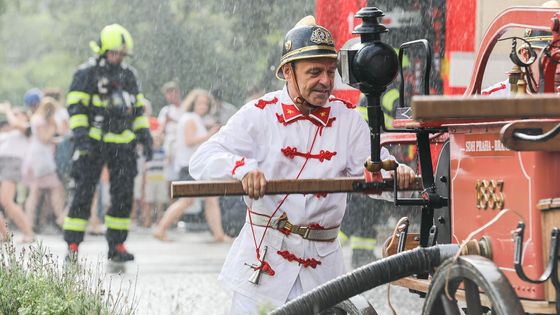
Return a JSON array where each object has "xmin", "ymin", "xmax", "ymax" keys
[{"xmin": 271, "ymin": 244, "xmax": 459, "ymax": 315}]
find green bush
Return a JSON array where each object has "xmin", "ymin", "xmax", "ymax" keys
[{"xmin": 0, "ymin": 238, "xmax": 135, "ymax": 315}]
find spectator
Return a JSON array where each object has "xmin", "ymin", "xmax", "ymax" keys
[
  {"xmin": 158, "ymin": 81, "xmax": 183, "ymax": 182},
  {"xmin": 43, "ymin": 87, "xmax": 70, "ymax": 136},
  {"xmin": 153, "ymin": 89, "xmax": 230, "ymax": 242},
  {"xmin": 23, "ymin": 88, "xmax": 43, "ymax": 114},
  {"xmin": 22, "ymin": 97, "xmax": 66, "ymax": 232},
  {"xmin": 209, "ymin": 85, "xmax": 237, "ymax": 126},
  {"xmin": 0, "ymin": 103, "xmax": 34, "ymax": 242}
]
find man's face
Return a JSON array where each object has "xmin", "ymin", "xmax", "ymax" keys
[
  {"xmin": 106, "ymin": 50, "xmax": 126, "ymax": 65},
  {"xmin": 165, "ymin": 89, "xmax": 181, "ymax": 105},
  {"xmin": 283, "ymin": 57, "xmax": 337, "ymax": 107}
]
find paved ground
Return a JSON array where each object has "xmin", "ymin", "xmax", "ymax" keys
[{"xmin": 13, "ymin": 226, "xmax": 423, "ymax": 315}]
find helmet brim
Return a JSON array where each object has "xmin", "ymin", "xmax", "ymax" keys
[{"xmin": 276, "ymin": 51, "xmax": 338, "ymax": 80}]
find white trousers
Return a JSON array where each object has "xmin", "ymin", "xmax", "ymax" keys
[{"xmin": 228, "ymin": 276, "xmax": 303, "ymax": 315}]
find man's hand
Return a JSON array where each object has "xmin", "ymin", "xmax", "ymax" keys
[
  {"xmin": 242, "ymin": 170, "xmax": 267, "ymax": 200},
  {"xmin": 391, "ymin": 164, "xmax": 416, "ymax": 189}
]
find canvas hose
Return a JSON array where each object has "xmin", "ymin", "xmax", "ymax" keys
[{"xmin": 271, "ymin": 244, "xmax": 459, "ymax": 315}]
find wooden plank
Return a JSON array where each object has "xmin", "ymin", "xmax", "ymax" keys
[
  {"xmin": 500, "ymin": 120, "xmax": 560, "ymax": 151},
  {"xmin": 412, "ymin": 94, "xmax": 560, "ymax": 121},
  {"xmin": 392, "ymin": 277, "xmax": 556, "ymax": 314},
  {"xmin": 171, "ymin": 176, "xmax": 423, "ymax": 198}
]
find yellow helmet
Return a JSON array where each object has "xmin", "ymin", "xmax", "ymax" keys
[{"xmin": 90, "ymin": 24, "xmax": 134, "ymax": 56}]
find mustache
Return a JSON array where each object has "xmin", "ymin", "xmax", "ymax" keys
[{"xmin": 312, "ymin": 84, "xmax": 331, "ymax": 92}]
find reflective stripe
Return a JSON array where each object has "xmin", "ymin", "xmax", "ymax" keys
[
  {"xmin": 382, "ymin": 88, "xmax": 399, "ymax": 112},
  {"xmin": 103, "ymin": 130, "xmax": 135, "ymax": 143},
  {"xmin": 357, "ymin": 106, "xmax": 368, "ymax": 121},
  {"xmin": 88, "ymin": 128, "xmax": 136, "ymax": 143},
  {"xmin": 69, "ymin": 114, "xmax": 89, "ymax": 129},
  {"xmin": 91, "ymin": 94, "xmax": 108, "ymax": 107},
  {"xmin": 89, "ymin": 127, "xmax": 102, "ymax": 140},
  {"xmin": 63, "ymin": 217, "xmax": 88, "ymax": 232},
  {"xmin": 132, "ymin": 116, "xmax": 149, "ymax": 130},
  {"xmin": 105, "ymin": 215, "xmax": 130, "ymax": 230},
  {"xmin": 135, "ymin": 93, "xmax": 145, "ymax": 107},
  {"xmin": 338, "ymin": 230, "xmax": 349, "ymax": 247},
  {"xmin": 350, "ymin": 236, "xmax": 377, "ymax": 250},
  {"xmin": 382, "ymin": 88, "xmax": 398, "ymax": 129},
  {"xmin": 66, "ymin": 91, "xmax": 90, "ymax": 106}
]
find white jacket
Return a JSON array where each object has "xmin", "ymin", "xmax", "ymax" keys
[{"xmin": 189, "ymin": 86, "xmax": 394, "ymax": 306}]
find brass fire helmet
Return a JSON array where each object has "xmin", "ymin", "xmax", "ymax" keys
[{"xmin": 276, "ymin": 16, "xmax": 337, "ymax": 80}]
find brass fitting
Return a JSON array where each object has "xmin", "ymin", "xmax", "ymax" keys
[
  {"xmin": 459, "ymin": 236, "xmax": 493, "ymax": 259},
  {"xmin": 508, "ymin": 64, "xmax": 522, "ymax": 94},
  {"xmin": 364, "ymin": 158, "xmax": 398, "ymax": 173},
  {"xmin": 516, "ymin": 77, "xmax": 527, "ymax": 95}
]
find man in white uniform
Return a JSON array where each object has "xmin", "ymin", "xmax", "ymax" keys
[{"xmin": 189, "ymin": 16, "xmax": 416, "ymax": 314}]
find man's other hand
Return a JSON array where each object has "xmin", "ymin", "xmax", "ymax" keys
[
  {"xmin": 391, "ymin": 164, "xmax": 416, "ymax": 189},
  {"xmin": 242, "ymin": 170, "xmax": 267, "ymax": 200}
]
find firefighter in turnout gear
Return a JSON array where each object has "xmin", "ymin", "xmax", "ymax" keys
[{"xmin": 63, "ymin": 24, "xmax": 152, "ymax": 263}]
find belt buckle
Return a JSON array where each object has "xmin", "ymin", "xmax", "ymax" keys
[
  {"xmin": 296, "ymin": 226, "xmax": 310, "ymax": 239},
  {"xmin": 278, "ymin": 219, "xmax": 293, "ymax": 234}
]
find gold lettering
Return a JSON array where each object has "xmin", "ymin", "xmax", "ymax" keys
[{"xmin": 475, "ymin": 179, "xmax": 505, "ymax": 210}]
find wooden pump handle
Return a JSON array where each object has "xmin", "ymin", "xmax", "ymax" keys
[{"xmin": 171, "ymin": 176, "xmax": 423, "ymax": 198}]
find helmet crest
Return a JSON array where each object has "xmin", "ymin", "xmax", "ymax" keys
[{"xmin": 276, "ymin": 16, "xmax": 337, "ymax": 80}]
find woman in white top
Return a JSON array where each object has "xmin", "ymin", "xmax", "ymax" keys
[
  {"xmin": 22, "ymin": 97, "xmax": 66, "ymax": 231},
  {"xmin": 0, "ymin": 104, "xmax": 34, "ymax": 242},
  {"xmin": 153, "ymin": 89, "xmax": 230, "ymax": 242}
]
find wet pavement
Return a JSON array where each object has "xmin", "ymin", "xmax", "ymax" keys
[{"xmin": 18, "ymin": 226, "xmax": 423, "ymax": 314}]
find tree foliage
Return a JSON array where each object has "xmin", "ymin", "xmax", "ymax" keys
[{"xmin": 0, "ymin": 0, "xmax": 314, "ymax": 111}]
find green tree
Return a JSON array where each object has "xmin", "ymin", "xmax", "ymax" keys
[{"xmin": 0, "ymin": 0, "xmax": 314, "ymax": 111}]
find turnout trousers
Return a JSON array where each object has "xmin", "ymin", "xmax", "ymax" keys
[{"xmin": 63, "ymin": 140, "xmax": 138, "ymax": 245}]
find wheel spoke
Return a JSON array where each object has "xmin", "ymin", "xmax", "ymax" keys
[
  {"xmin": 440, "ymin": 295, "xmax": 462, "ymax": 315},
  {"xmin": 464, "ymin": 278, "xmax": 483, "ymax": 315},
  {"xmin": 422, "ymin": 256, "xmax": 524, "ymax": 315}
]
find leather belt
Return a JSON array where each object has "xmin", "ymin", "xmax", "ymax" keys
[{"xmin": 247, "ymin": 212, "xmax": 339, "ymax": 242}]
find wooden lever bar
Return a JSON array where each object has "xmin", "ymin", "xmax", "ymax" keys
[
  {"xmin": 171, "ymin": 176, "xmax": 423, "ymax": 198},
  {"xmin": 412, "ymin": 94, "xmax": 560, "ymax": 121}
]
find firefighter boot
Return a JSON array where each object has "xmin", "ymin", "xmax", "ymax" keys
[
  {"xmin": 64, "ymin": 242, "xmax": 79, "ymax": 265},
  {"xmin": 108, "ymin": 243, "xmax": 135, "ymax": 262}
]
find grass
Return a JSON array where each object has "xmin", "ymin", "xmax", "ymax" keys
[{"xmin": 0, "ymin": 235, "xmax": 137, "ymax": 314}]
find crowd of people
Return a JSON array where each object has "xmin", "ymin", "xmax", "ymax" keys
[{"xmin": 0, "ymin": 81, "xmax": 258, "ymax": 245}]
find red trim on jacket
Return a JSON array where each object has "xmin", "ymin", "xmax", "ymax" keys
[
  {"xmin": 281, "ymin": 103, "xmax": 331, "ymax": 126},
  {"xmin": 281, "ymin": 146, "xmax": 337, "ymax": 162},
  {"xmin": 277, "ymin": 250, "xmax": 321, "ymax": 268},
  {"xmin": 231, "ymin": 157, "xmax": 245, "ymax": 175},
  {"xmin": 329, "ymin": 96, "xmax": 356, "ymax": 108},
  {"xmin": 481, "ymin": 83, "xmax": 506, "ymax": 95},
  {"xmin": 254, "ymin": 97, "xmax": 278, "ymax": 109}
]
